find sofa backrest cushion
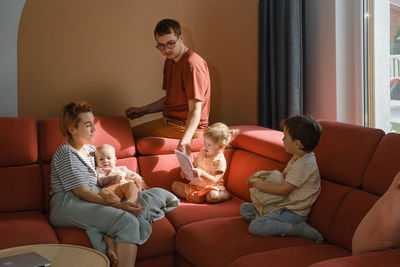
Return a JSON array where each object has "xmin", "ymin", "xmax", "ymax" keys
[
  {"xmin": 0, "ymin": 117, "xmax": 38, "ymax": 166},
  {"xmin": 362, "ymin": 133, "xmax": 400, "ymax": 195},
  {"xmin": 231, "ymin": 125, "xmax": 290, "ymax": 164},
  {"xmin": 226, "ymin": 150, "xmax": 286, "ymax": 201},
  {"xmin": 136, "ymin": 136, "xmax": 204, "ymax": 155},
  {"xmin": 314, "ymin": 120, "xmax": 384, "ymax": 188},
  {"xmin": 0, "ymin": 165, "xmax": 43, "ymax": 212},
  {"xmin": 38, "ymin": 116, "xmax": 135, "ymax": 163}
]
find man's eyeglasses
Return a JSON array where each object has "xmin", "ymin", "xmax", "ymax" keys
[{"xmin": 155, "ymin": 37, "xmax": 179, "ymax": 51}]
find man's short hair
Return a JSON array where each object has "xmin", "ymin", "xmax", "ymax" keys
[
  {"xmin": 281, "ymin": 115, "xmax": 322, "ymax": 152},
  {"xmin": 154, "ymin": 19, "xmax": 181, "ymax": 38}
]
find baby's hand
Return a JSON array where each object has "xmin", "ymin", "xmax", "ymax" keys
[{"xmin": 110, "ymin": 175, "xmax": 122, "ymax": 184}]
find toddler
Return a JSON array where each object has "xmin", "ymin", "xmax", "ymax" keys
[
  {"xmin": 240, "ymin": 115, "xmax": 324, "ymax": 243},
  {"xmin": 95, "ymin": 144, "xmax": 146, "ymax": 204},
  {"xmin": 171, "ymin": 122, "xmax": 236, "ymax": 203}
]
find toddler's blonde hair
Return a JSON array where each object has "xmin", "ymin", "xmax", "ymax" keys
[{"xmin": 203, "ymin": 122, "xmax": 238, "ymax": 147}]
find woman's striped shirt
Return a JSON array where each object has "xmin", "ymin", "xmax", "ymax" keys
[{"xmin": 50, "ymin": 142, "xmax": 98, "ymax": 195}]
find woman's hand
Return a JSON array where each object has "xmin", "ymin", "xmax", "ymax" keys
[{"xmin": 113, "ymin": 201, "xmax": 144, "ymax": 216}]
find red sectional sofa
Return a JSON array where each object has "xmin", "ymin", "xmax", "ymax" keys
[{"xmin": 1, "ymin": 116, "xmax": 400, "ymax": 266}]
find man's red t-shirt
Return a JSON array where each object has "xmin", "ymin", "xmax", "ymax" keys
[{"xmin": 162, "ymin": 49, "xmax": 210, "ymax": 129}]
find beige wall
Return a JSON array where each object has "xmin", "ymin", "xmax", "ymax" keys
[{"xmin": 18, "ymin": 0, "xmax": 258, "ymax": 126}]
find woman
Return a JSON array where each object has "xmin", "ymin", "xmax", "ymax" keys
[{"xmin": 49, "ymin": 102, "xmax": 153, "ymax": 267}]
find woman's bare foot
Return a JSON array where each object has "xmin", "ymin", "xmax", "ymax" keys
[{"xmin": 103, "ymin": 235, "xmax": 118, "ymax": 267}]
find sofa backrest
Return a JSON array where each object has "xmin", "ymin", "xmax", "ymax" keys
[
  {"xmin": 0, "ymin": 118, "xmax": 44, "ymax": 213},
  {"xmin": 309, "ymin": 120, "xmax": 385, "ymax": 251},
  {"xmin": 227, "ymin": 125, "xmax": 289, "ymax": 201},
  {"xmin": 38, "ymin": 116, "xmax": 138, "ymax": 213}
]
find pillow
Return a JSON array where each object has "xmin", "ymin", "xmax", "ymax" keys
[
  {"xmin": 249, "ymin": 170, "xmax": 284, "ymax": 216},
  {"xmin": 352, "ymin": 171, "xmax": 400, "ymax": 255}
]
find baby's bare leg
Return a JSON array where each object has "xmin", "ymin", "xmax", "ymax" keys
[
  {"xmin": 206, "ymin": 190, "xmax": 231, "ymax": 203},
  {"xmin": 171, "ymin": 181, "xmax": 186, "ymax": 199},
  {"xmin": 99, "ymin": 187, "xmax": 122, "ymax": 204},
  {"xmin": 121, "ymin": 181, "xmax": 140, "ymax": 203}
]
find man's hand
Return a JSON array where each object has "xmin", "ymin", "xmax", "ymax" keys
[
  {"xmin": 177, "ymin": 140, "xmax": 191, "ymax": 155},
  {"xmin": 125, "ymin": 107, "xmax": 147, "ymax": 120}
]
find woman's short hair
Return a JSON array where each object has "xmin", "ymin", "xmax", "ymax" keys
[{"xmin": 60, "ymin": 101, "xmax": 93, "ymax": 138}]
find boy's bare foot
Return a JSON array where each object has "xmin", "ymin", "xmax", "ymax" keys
[{"xmin": 103, "ymin": 235, "xmax": 118, "ymax": 267}]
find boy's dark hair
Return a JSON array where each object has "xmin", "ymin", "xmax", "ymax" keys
[
  {"xmin": 154, "ymin": 19, "xmax": 181, "ymax": 38},
  {"xmin": 281, "ymin": 115, "xmax": 322, "ymax": 152}
]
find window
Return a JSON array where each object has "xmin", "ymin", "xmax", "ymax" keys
[{"xmin": 366, "ymin": 0, "xmax": 400, "ymax": 132}]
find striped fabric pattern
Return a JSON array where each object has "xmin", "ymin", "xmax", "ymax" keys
[{"xmin": 50, "ymin": 142, "xmax": 97, "ymax": 195}]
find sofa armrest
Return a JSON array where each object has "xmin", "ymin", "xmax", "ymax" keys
[{"xmin": 309, "ymin": 248, "xmax": 400, "ymax": 267}]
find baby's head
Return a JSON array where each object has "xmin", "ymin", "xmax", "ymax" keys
[
  {"xmin": 95, "ymin": 144, "xmax": 117, "ymax": 169},
  {"xmin": 281, "ymin": 115, "xmax": 322, "ymax": 154},
  {"xmin": 203, "ymin": 123, "xmax": 237, "ymax": 156}
]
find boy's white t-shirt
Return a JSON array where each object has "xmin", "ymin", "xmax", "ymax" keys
[{"xmin": 274, "ymin": 152, "xmax": 321, "ymax": 216}]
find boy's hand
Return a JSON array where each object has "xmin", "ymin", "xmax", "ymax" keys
[{"xmin": 247, "ymin": 177, "xmax": 255, "ymax": 187}]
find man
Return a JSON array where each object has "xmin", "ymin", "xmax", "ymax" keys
[{"xmin": 125, "ymin": 19, "xmax": 211, "ymax": 155}]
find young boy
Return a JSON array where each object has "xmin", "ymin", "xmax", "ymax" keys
[{"xmin": 240, "ymin": 115, "xmax": 324, "ymax": 243}]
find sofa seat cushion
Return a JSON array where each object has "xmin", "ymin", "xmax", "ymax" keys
[
  {"xmin": 0, "ymin": 211, "xmax": 58, "ymax": 249},
  {"xmin": 136, "ymin": 136, "xmax": 204, "ymax": 155},
  {"xmin": 175, "ymin": 216, "xmax": 314, "ymax": 267},
  {"xmin": 309, "ymin": 247, "xmax": 400, "ymax": 267},
  {"xmin": 166, "ymin": 196, "xmax": 244, "ymax": 229},
  {"xmin": 136, "ymin": 217, "xmax": 176, "ymax": 259},
  {"xmin": 227, "ymin": 244, "xmax": 350, "ymax": 267},
  {"xmin": 54, "ymin": 227, "xmax": 92, "ymax": 248},
  {"xmin": 55, "ymin": 217, "xmax": 175, "ymax": 259}
]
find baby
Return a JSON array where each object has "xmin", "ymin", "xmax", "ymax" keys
[{"xmin": 95, "ymin": 144, "xmax": 146, "ymax": 204}]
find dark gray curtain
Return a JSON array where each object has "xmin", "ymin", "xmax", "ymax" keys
[{"xmin": 258, "ymin": 0, "xmax": 304, "ymax": 130}]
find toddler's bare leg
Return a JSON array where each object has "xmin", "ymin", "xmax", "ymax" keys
[
  {"xmin": 206, "ymin": 190, "xmax": 231, "ymax": 203},
  {"xmin": 103, "ymin": 235, "xmax": 118, "ymax": 267},
  {"xmin": 171, "ymin": 181, "xmax": 186, "ymax": 199}
]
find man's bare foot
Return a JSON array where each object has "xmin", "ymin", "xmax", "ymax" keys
[{"xmin": 103, "ymin": 235, "xmax": 118, "ymax": 267}]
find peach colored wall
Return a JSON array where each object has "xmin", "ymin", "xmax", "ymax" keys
[{"xmin": 18, "ymin": 0, "xmax": 258, "ymax": 126}]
